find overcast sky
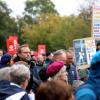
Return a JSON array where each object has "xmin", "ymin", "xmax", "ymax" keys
[{"xmin": 3, "ymin": 0, "xmax": 100, "ymax": 18}]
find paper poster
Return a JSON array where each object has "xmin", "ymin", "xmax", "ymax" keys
[
  {"xmin": 73, "ymin": 37, "xmax": 96, "ymax": 69},
  {"xmin": 7, "ymin": 36, "xmax": 18, "ymax": 55},
  {"xmin": 38, "ymin": 44, "xmax": 46, "ymax": 55},
  {"xmin": 92, "ymin": 6, "xmax": 100, "ymax": 39},
  {"xmin": 73, "ymin": 39, "xmax": 87, "ymax": 66},
  {"xmin": 85, "ymin": 38, "xmax": 96, "ymax": 65}
]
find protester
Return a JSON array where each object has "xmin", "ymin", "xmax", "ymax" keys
[
  {"xmin": 46, "ymin": 61, "xmax": 68, "ymax": 82},
  {"xmin": 52, "ymin": 49, "xmax": 78, "ymax": 84},
  {"xmin": 44, "ymin": 52, "xmax": 53, "ymax": 66},
  {"xmin": 53, "ymin": 49, "xmax": 67, "ymax": 64},
  {"xmin": 13, "ymin": 44, "xmax": 31, "ymax": 63},
  {"xmin": 35, "ymin": 80, "xmax": 75, "ymax": 100},
  {"xmin": 35, "ymin": 54, "xmax": 45, "ymax": 73},
  {"xmin": 39, "ymin": 49, "xmax": 66, "ymax": 82},
  {"xmin": 0, "ymin": 67, "xmax": 11, "ymax": 81},
  {"xmin": 66, "ymin": 51, "xmax": 78, "ymax": 85},
  {"xmin": 0, "ymin": 53, "xmax": 11, "ymax": 69},
  {"xmin": 39, "ymin": 52, "xmax": 53, "ymax": 82},
  {"xmin": 10, "ymin": 64, "xmax": 30, "ymax": 88},
  {"xmin": 13, "ymin": 44, "xmax": 41, "ymax": 93},
  {"xmin": 0, "ymin": 63, "xmax": 35, "ymax": 100},
  {"xmin": 75, "ymin": 51, "xmax": 100, "ymax": 100}
]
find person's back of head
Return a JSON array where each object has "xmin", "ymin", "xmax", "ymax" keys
[
  {"xmin": 35, "ymin": 80, "xmax": 74, "ymax": 100},
  {"xmin": 14, "ymin": 61, "xmax": 30, "ymax": 68},
  {"xmin": 0, "ymin": 67, "xmax": 11, "ymax": 81},
  {"xmin": 10, "ymin": 63, "xmax": 30, "ymax": 89}
]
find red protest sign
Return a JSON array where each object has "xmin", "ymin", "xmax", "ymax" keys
[
  {"xmin": 38, "ymin": 44, "xmax": 46, "ymax": 55},
  {"xmin": 7, "ymin": 36, "xmax": 18, "ymax": 55}
]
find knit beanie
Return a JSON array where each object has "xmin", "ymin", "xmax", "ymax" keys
[{"xmin": 46, "ymin": 61, "xmax": 64, "ymax": 77}]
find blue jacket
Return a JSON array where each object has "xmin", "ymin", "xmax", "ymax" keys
[
  {"xmin": 75, "ymin": 51, "xmax": 100, "ymax": 100},
  {"xmin": 67, "ymin": 64, "xmax": 78, "ymax": 85},
  {"xmin": 75, "ymin": 87, "xmax": 96, "ymax": 100}
]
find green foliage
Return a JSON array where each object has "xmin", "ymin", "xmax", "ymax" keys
[
  {"xmin": 23, "ymin": 0, "xmax": 58, "ymax": 24},
  {"xmin": 78, "ymin": 0, "xmax": 98, "ymax": 26},
  {"xmin": 0, "ymin": 0, "xmax": 92, "ymax": 51},
  {"xmin": 22, "ymin": 14, "xmax": 91, "ymax": 51},
  {"xmin": 0, "ymin": 1, "xmax": 17, "ymax": 35},
  {"xmin": 0, "ymin": 1, "xmax": 17, "ymax": 49},
  {"xmin": 64, "ymin": 15, "xmax": 91, "ymax": 48},
  {"xmin": 24, "ymin": 0, "xmax": 58, "ymax": 15}
]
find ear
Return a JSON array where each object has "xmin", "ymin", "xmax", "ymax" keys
[{"xmin": 20, "ymin": 80, "xmax": 28, "ymax": 89}]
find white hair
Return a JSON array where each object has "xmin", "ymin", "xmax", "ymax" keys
[
  {"xmin": 53, "ymin": 49, "xmax": 66, "ymax": 56},
  {"xmin": 52, "ymin": 65, "xmax": 67, "ymax": 82},
  {"xmin": 10, "ymin": 64, "xmax": 30, "ymax": 85}
]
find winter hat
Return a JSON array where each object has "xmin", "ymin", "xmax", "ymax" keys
[
  {"xmin": 0, "ymin": 53, "xmax": 11, "ymax": 64},
  {"xmin": 46, "ymin": 61, "xmax": 64, "ymax": 77}
]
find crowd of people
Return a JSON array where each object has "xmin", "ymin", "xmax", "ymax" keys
[{"xmin": 0, "ymin": 42, "xmax": 100, "ymax": 100}]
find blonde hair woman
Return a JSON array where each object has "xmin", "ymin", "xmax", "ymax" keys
[{"xmin": 46, "ymin": 61, "xmax": 68, "ymax": 82}]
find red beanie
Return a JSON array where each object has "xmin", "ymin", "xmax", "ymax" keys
[{"xmin": 46, "ymin": 61, "xmax": 64, "ymax": 77}]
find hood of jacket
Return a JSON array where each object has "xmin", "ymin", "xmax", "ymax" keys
[{"xmin": 88, "ymin": 51, "xmax": 100, "ymax": 95}]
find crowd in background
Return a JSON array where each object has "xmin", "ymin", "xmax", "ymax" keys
[{"xmin": 0, "ymin": 42, "xmax": 100, "ymax": 100}]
